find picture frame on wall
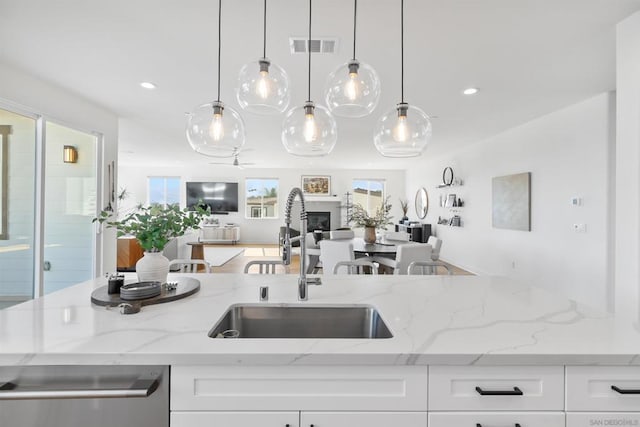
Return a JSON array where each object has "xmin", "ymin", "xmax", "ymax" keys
[
  {"xmin": 445, "ymin": 194, "xmax": 456, "ymax": 208},
  {"xmin": 301, "ymin": 175, "xmax": 331, "ymax": 196}
]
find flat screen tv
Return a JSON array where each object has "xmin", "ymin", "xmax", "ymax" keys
[{"xmin": 186, "ymin": 182, "xmax": 239, "ymax": 214}]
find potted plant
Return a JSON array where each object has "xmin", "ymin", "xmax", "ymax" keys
[
  {"xmin": 349, "ymin": 197, "xmax": 394, "ymax": 244},
  {"xmin": 94, "ymin": 203, "xmax": 209, "ymax": 283},
  {"xmin": 399, "ymin": 198, "xmax": 409, "ymax": 223}
]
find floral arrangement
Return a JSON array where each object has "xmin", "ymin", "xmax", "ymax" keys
[
  {"xmin": 94, "ymin": 204, "xmax": 210, "ymax": 252},
  {"xmin": 349, "ymin": 197, "xmax": 393, "ymax": 229}
]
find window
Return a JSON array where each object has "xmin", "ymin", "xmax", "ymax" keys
[
  {"xmin": 352, "ymin": 179, "xmax": 385, "ymax": 215},
  {"xmin": 245, "ymin": 178, "xmax": 278, "ymax": 219},
  {"xmin": 148, "ymin": 176, "xmax": 180, "ymax": 208}
]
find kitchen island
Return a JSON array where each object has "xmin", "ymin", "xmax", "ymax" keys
[{"xmin": 3, "ymin": 274, "xmax": 640, "ymax": 427}]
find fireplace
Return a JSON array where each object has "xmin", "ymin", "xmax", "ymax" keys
[{"xmin": 307, "ymin": 211, "xmax": 331, "ymax": 232}]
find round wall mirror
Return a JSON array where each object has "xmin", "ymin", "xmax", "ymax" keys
[{"xmin": 415, "ymin": 187, "xmax": 429, "ymax": 219}]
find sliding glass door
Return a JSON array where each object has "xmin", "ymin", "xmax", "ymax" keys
[
  {"xmin": 43, "ymin": 122, "xmax": 98, "ymax": 295},
  {"xmin": 0, "ymin": 108, "xmax": 37, "ymax": 308}
]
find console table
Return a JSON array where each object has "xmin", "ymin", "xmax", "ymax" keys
[
  {"xmin": 395, "ymin": 223, "xmax": 432, "ymax": 243},
  {"xmin": 199, "ymin": 225, "xmax": 240, "ymax": 244}
]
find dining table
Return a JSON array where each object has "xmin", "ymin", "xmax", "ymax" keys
[{"xmin": 306, "ymin": 237, "xmax": 408, "ymax": 274}]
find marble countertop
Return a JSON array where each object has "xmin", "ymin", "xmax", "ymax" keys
[{"xmin": 1, "ymin": 273, "xmax": 640, "ymax": 366}]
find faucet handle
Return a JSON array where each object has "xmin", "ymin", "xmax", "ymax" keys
[
  {"xmin": 259, "ymin": 286, "xmax": 269, "ymax": 302},
  {"xmin": 306, "ymin": 277, "xmax": 322, "ymax": 286},
  {"xmin": 282, "ymin": 242, "xmax": 291, "ymax": 265}
]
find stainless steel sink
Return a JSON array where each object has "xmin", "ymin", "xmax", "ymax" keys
[{"xmin": 209, "ymin": 304, "xmax": 393, "ymax": 339}]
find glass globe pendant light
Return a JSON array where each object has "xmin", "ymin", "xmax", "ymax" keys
[
  {"xmin": 236, "ymin": 0, "xmax": 290, "ymax": 114},
  {"xmin": 373, "ymin": 0, "xmax": 431, "ymax": 157},
  {"xmin": 282, "ymin": 0, "xmax": 337, "ymax": 156},
  {"xmin": 324, "ymin": 0, "xmax": 381, "ymax": 118},
  {"xmin": 186, "ymin": 0, "xmax": 245, "ymax": 157}
]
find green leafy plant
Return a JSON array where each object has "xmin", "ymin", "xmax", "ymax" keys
[
  {"xmin": 94, "ymin": 204, "xmax": 210, "ymax": 252},
  {"xmin": 349, "ymin": 197, "xmax": 393, "ymax": 229}
]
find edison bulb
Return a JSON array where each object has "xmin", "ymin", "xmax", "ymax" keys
[
  {"xmin": 392, "ymin": 115, "xmax": 409, "ymax": 142},
  {"xmin": 344, "ymin": 72, "xmax": 360, "ymax": 101},
  {"xmin": 209, "ymin": 111, "xmax": 225, "ymax": 141},
  {"xmin": 256, "ymin": 70, "xmax": 271, "ymax": 99},
  {"xmin": 303, "ymin": 112, "xmax": 318, "ymax": 143}
]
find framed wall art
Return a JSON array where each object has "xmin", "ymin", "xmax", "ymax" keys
[{"xmin": 301, "ymin": 175, "xmax": 331, "ymax": 196}]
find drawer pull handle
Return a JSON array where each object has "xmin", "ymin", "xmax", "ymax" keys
[
  {"xmin": 611, "ymin": 385, "xmax": 640, "ymax": 394},
  {"xmin": 476, "ymin": 424, "xmax": 521, "ymax": 427},
  {"xmin": 475, "ymin": 386, "xmax": 523, "ymax": 396}
]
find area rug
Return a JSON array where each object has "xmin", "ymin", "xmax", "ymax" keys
[{"xmin": 203, "ymin": 247, "xmax": 245, "ymax": 267}]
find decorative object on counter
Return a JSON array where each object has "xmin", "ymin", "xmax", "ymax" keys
[
  {"xmin": 282, "ymin": 0, "xmax": 337, "ymax": 157},
  {"xmin": 91, "ymin": 277, "xmax": 201, "ymax": 310},
  {"xmin": 301, "ymin": 175, "xmax": 331, "ymax": 195},
  {"xmin": 348, "ymin": 197, "xmax": 393, "ymax": 244},
  {"xmin": 107, "ymin": 273, "xmax": 125, "ymax": 294},
  {"xmin": 374, "ymin": 0, "xmax": 431, "ymax": 157},
  {"xmin": 492, "ymin": 172, "xmax": 531, "ymax": 231},
  {"xmin": 324, "ymin": 0, "xmax": 380, "ymax": 118},
  {"xmin": 415, "ymin": 187, "xmax": 428, "ymax": 219},
  {"xmin": 399, "ymin": 198, "xmax": 409, "ymax": 223},
  {"xmin": 186, "ymin": 0, "xmax": 246, "ymax": 157},
  {"xmin": 94, "ymin": 204, "xmax": 209, "ymax": 283},
  {"xmin": 236, "ymin": 0, "xmax": 290, "ymax": 114},
  {"xmin": 120, "ymin": 281, "xmax": 162, "ymax": 300}
]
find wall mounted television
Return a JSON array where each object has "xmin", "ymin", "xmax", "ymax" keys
[{"xmin": 186, "ymin": 182, "xmax": 239, "ymax": 214}]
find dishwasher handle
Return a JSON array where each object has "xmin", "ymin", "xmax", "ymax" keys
[{"xmin": 0, "ymin": 375, "xmax": 160, "ymax": 400}]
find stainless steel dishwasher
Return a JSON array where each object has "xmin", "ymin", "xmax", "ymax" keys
[{"xmin": 0, "ymin": 365, "xmax": 168, "ymax": 427}]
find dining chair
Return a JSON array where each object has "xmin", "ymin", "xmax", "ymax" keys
[
  {"xmin": 383, "ymin": 231, "xmax": 410, "ymax": 242},
  {"xmin": 374, "ymin": 243, "xmax": 432, "ymax": 275},
  {"xmin": 168, "ymin": 258, "xmax": 211, "ymax": 273},
  {"xmin": 407, "ymin": 260, "xmax": 452, "ymax": 275},
  {"xmin": 244, "ymin": 260, "xmax": 289, "ymax": 274},
  {"xmin": 333, "ymin": 259, "xmax": 378, "ymax": 275},
  {"xmin": 319, "ymin": 240, "xmax": 355, "ymax": 275},
  {"xmin": 427, "ymin": 236, "xmax": 443, "ymax": 261},
  {"xmin": 330, "ymin": 229, "xmax": 355, "ymax": 240}
]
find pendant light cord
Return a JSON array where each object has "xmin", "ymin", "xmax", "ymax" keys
[
  {"xmin": 352, "ymin": 0, "xmax": 357, "ymax": 60},
  {"xmin": 263, "ymin": 0, "xmax": 267, "ymax": 58},
  {"xmin": 400, "ymin": 0, "xmax": 404, "ymax": 104},
  {"xmin": 217, "ymin": 0, "xmax": 222, "ymax": 102},
  {"xmin": 307, "ymin": 0, "xmax": 312, "ymax": 102}
]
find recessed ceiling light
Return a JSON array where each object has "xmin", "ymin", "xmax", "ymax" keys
[
  {"xmin": 140, "ymin": 82, "xmax": 157, "ymax": 90},
  {"xmin": 463, "ymin": 87, "xmax": 478, "ymax": 95}
]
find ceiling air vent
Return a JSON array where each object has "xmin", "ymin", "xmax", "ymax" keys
[{"xmin": 289, "ymin": 37, "xmax": 338, "ymax": 54}]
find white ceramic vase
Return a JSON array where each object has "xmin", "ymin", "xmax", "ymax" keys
[{"xmin": 136, "ymin": 251, "xmax": 169, "ymax": 283}]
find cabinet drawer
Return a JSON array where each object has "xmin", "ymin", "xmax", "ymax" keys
[
  {"xmin": 171, "ymin": 411, "xmax": 299, "ymax": 427},
  {"xmin": 567, "ymin": 413, "xmax": 640, "ymax": 427},
  {"xmin": 429, "ymin": 412, "xmax": 565, "ymax": 427},
  {"xmin": 566, "ymin": 366, "xmax": 640, "ymax": 411},
  {"xmin": 301, "ymin": 411, "xmax": 427, "ymax": 427},
  {"xmin": 429, "ymin": 366, "xmax": 564, "ymax": 411},
  {"xmin": 171, "ymin": 366, "xmax": 428, "ymax": 411}
]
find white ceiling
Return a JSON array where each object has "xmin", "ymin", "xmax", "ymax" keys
[{"xmin": 1, "ymin": 0, "xmax": 639, "ymax": 169}]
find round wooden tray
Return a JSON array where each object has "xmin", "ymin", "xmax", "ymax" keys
[{"xmin": 91, "ymin": 277, "xmax": 200, "ymax": 307}]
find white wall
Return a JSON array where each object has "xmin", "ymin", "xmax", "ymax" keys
[
  {"xmin": 406, "ymin": 93, "xmax": 615, "ymax": 311},
  {"xmin": 0, "ymin": 62, "xmax": 119, "ymax": 280},
  {"xmin": 615, "ymin": 12, "xmax": 640, "ymax": 320},
  {"xmin": 118, "ymin": 165, "xmax": 406, "ymax": 244}
]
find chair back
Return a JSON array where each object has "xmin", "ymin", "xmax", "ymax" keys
[
  {"xmin": 330, "ymin": 229, "xmax": 355, "ymax": 240},
  {"xmin": 427, "ymin": 236, "xmax": 442, "ymax": 261},
  {"xmin": 393, "ymin": 243, "xmax": 432, "ymax": 275},
  {"xmin": 384, "ymin": 231, "xmax": 410, "ymax": 242},
  {"xmin": 244, "ymin": 260, "xmax": 289, "ymax": 274},
  {"xmin": 168, "ymin": 258, "xmax": 211, "ymax": 273},
  {"xmin": 333, "ymin": 260, "xmax": 378, "ymax": 275},
  {"xmin": 407, "ymin": 260, "xmax": 452, "ymax": 275},
  {"xmin": 319, "ymin": 240, "xmax": 354, "ymax": 275}
]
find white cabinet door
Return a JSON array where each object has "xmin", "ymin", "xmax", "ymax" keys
[
  {"xmin": 429, "ymin": 412, "xmax": 565, "ymax": 427},
  {"xmin": 429, "ymin": 365, "xmax": 564, "ymax": 411},
  {"xmin": 171, "ymin": 411, "xmax": 299, "ymax": 427},
  {"xmin": 566, "ymin": 366, "xmax": 640, "ymax": 411},
  {"xmin": 567, "ymin": 413, "xmax": 640, "ymax": 427},
  {"xmin": 300, "ymin": 412, "xmax": 427, "ymax": 427}
]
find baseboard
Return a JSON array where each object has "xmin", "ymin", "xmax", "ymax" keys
[{"xmin": 439, "ymin": 257, "xmax": 487, "ymax": 276}]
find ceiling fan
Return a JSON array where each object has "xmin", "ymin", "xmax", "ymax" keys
[{"xmin": 208, "ymin": 152, "xmax": 256, "ymax": 169}]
